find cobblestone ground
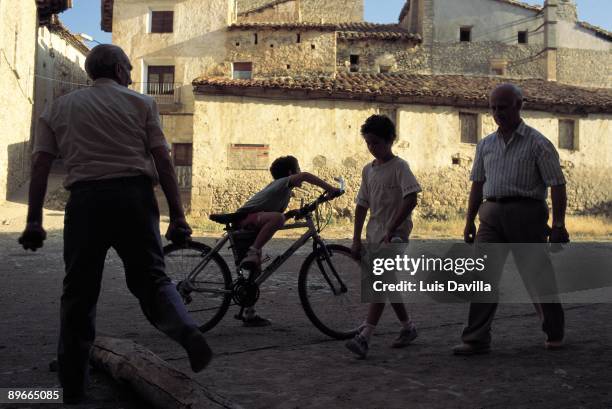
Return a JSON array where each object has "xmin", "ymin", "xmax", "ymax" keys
[{"xmin": 1, "ymin": 201, "xmax": 611, "ymax": 409}]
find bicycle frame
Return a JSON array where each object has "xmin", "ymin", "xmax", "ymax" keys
[{"xmin": 182, "ymin": 213, "xmax": 328, "ymax": 293}]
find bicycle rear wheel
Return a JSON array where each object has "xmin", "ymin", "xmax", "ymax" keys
[
  {"xmin": 298, "ymin": 244, "xmax": 365, "ymax": 339},
  {"xmin": 163, "ymin": 241, "xmax": 232, "ymax": 332}
]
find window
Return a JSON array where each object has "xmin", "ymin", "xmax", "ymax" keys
[
  {"xmin": 172, "ymin": 144, "xmax": 193, "ymax": 166},
  {"xmin": 233, "ymin": 62, "xmax": 253, "ymax": 79},
  {"xmin": 147, "ymin": 66, "xmax": 175, "ymax": 95},
  {"xmin": 350, "ymin": 54, "xmax": 360, "ymax": 73},
  {"xmin": 379, "ymin": 65, "xmax": 392, "ymax": 74},
  {"xmin": 490, "ymin": 59, "xmax": 507, "ymax": 76},
  {"xmin": 492, "ymin": 67, "xmax": 504, "ymax": 76},
  {"xmin": 254, "ymin": 33, "xmax": 258, "ymax": 44},
  {"xmin": 559, "ymin": 119, "xmax": 577, "ymax": 150},
  {"xmin": 460, "ymin": 27, "xmax": 472, "ymax": 42},
  {"xmin": 518, "ymin": 30, "xmax": 528, "ymax": 44},
  {"xmin": 460, "ymin": 113, "xmax": 478, "ymax": 144},
  {"xmin": 297, "ymin": 33, "xmax": 301, "ymax": 43},
  {"xmin": 151, "ymin": 11, "xmax": 173, "ymax": 33}
]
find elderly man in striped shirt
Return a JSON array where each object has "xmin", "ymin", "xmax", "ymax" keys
[{"xmin": 454, "ymin": 83, "xmax": 570, "ymax": 355}]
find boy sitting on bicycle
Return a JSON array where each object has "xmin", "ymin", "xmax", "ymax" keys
[{"xmin": 237, "ymin": 156, "xmax": 341, "ymax": 325}]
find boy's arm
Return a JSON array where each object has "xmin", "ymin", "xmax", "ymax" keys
[
  {"xmin": 289, "ymin": 172, "xmax": 340, "ymax": 193},
  {"xmin": 382, "ymin": 192, "xmax": 418, "ymax": 243},
  {"xmin": 352, "ymin": 204, "xmax": 368, "ymax": 260}
]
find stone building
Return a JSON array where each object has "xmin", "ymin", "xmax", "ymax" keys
[
  {"xmin": 100, "ymin": 0, "xmax": 611, "ymax": 219},
  {"xmin": 400, "ymin": 0, "xmax": 612, "ymax": 88},
  {"xmin": 191, "ymin": 73, "xmax": 612, "ymax": 219},
  {"xmin": 34, "ymin": 15, "xmax": 89, "ymax": 158},
  {"xmin": 0, "ymin": 0, "xmax": 72, "ymax": 202}
]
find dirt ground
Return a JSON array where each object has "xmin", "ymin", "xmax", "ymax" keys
[{"xmin": 1, "ymin": 186, "xmax": 611, "ymax": 409}]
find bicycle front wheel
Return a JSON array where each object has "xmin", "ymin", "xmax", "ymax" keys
[
  {"xmin": 298, "ymin": 244, "xmax": 365, "ymax": 340},
  {"xmin": 163, "ymin": 241, "xmax": 232, "ymax": 333}
]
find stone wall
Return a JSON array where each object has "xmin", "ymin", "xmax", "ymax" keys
[
  {"xmin": 431, "ymin": 42, "xmax": 545, "ymax": 78},
  {"xmin": 556, "ymin": 48, "xmax": 612, "ymax": 89},
  {"xmin": 237, "ymin": 0, "xmax": 363, "ymax": 23},
  {"xmin": 238, "ymin": 0, "xmax": 300, "ymax": 23},
  {"xmin": 228, "ymin": 29, "xmax": 336, "ymax": 77},
  {"xmin": 0, "ymin": 0, "xmax": 38, "ymax": 201},
  {"xmin": 34, "ymin": 23, "xmax": 89, "ymax": 148},
  {"xmin": 336, "ymin": 39, "xmax": 429, "ymax": 74},
  {"xmin": 299, "ymin": 0, "xmax": 363, "ymax": 23},
  {"xmin": 191, "ymin": 95, "xmax": 612, "ymax": 220}
]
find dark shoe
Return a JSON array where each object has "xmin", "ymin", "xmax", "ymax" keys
[
  {"xmin": 184, "ymin": 330, "xmax": 213, "ymax": 373},
  {"xmin": 452, "ymin": 342, "xmax": 491, "ymax": 356},
  {"xmin": 242, "ymin": 315, "xmax": 272, "ymax": 327},
  {"xmin": 345, "ymin": 334, "xmax": 369, "ymax": 359},
  {"xmin": 391, "ymin": 325, "xmax": 418, "ymax": 348}
]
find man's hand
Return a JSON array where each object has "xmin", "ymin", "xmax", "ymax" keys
[
  {"xmin": 18, "ymin": 222, "xmax": 47, "ymax": 251},
  {"xmin": 165, "ymin": 218, "xmax": 192, "ymax": 245},
  {"xmin": 351, "ymin": 239, "xmax": 362, "ymax": 261},
  {"xmin": 549, "ymin": 226, "xmax": 570, "ymax": 244},
  {"xmin": 325, "ymin": 187, "xmax": 343, "ymax": 199},
  {"xmin": 464, "ymin": 221, "xmax": 477, "ymax": 243}
]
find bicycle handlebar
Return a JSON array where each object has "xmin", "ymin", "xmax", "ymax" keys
[{"xmin": 284, "ymin": 177, "xmax": 345, "ymax": 221}]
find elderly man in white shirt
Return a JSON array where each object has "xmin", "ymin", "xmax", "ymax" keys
[
  {"xmin": 18, "ymin": 44, "xmax": 211, "ymax": 403},
  {"xmin": 454, "ymin": 83, "xmax": 569, "ymax": 356}
]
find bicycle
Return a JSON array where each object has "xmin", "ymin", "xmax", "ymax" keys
[{"xmin": 163, "ymin": 178, "xmax": 365, "ymax": 340}]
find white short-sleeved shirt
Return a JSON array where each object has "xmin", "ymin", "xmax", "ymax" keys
[
  {"xmin": 34, "ymin": 78, "xmax": 169, "ymax": 188},
  {"xmin": 356, "ymin": 156, "xmax": 422, "ymax": 244},
  {"xmin": 470, "ymin": 121, "xmax": 566, "ymax": 200}
]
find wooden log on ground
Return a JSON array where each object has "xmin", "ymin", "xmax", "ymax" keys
[{"xmin": 91, "ymin": 336, "xmax": 244, "ymax": 409}]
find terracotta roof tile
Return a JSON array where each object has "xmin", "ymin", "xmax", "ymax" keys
[
  {"xmin": 193, "ymin": 73, "xmax": 612, "ymax": 114},
  {"xmin": 36, "ymin": 0, "xmax": 72, "ymax": 25},
  {"xmin": 101, "ymin": 0, "xmax": 114, "ymax": 32},
  {"xmin": 229, "ymin": 22, "xmax": 421, "ymax": 41},
  {"xmin": 229, "ymin": 22, "xmax": 337, "ymax": 31},
  {"xmin": 48, "ymin": 16, "xmax": 89, "ymax": 55},
  {"xmin": 493, "ymin": 0, "xmax": 541, "ymax": 12},
  {"xmin": 577, "ymin": 21, "xmax": 612, "ymax": 41}
]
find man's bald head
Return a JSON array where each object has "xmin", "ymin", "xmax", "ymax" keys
[
  {"xmin": 491, "ymin": 83, "xmax": 523, "ymax": 107},
  {"xmin": 85, "ymin": 44, "xmax": 132, "ymax": 86},
  {"xmin": 490, "ymin": 83, "xmax": 524, "ymax": 131}
]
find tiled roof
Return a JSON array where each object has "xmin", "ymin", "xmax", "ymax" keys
[
  {"xmin": 229, "ymin": 22, "xmax": 421, "ymax": 41},
  {"xmin": 229, "ymin": 22, "xmax": 337, "ymax": 31},
  {"xmin": 398, "ymin": 1, "xmax": 411, "ymax": 23},
  {"xmin": 238, "ymin": 0, "xmax": 294, "ymax": 16},
  {"xmin": 192, "ymin": 73, "xmax": 612, "ymax": 115},
  {"xmin": 36, "ymin": 0, "xmax": 72, "ymax": 25},
  {"xmin": 48, "ymin": 16, "xmax": 89, "ymax": 55},
  {"xmin": 493, "ymin": 0, "xmax": 541, "ymax": 12},
  {"xmin": 577, "ymin": 21, "xmax": 612, "ymax": 41},
  {"xmin": 336, "ymin": 23, "xmax": 420, "ymax": 41},
  {"xmin": 101, "ymin": 0, "xmax": 114, "ymax": 32}
]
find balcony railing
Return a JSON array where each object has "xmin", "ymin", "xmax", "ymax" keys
[{"xmin": 132, "ymin": 82, "xmax": 182, "ymax": 106}]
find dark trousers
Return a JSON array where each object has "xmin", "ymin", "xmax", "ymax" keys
[
  {"xmin": 58, "ymin": 176, "xmax": 198, "ymax": 397},
  {"xmin": 461, "ymin": 200, "xmax": 565, "ymax": 345}
]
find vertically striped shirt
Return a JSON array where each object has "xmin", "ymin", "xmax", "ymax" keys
[{"xmin": 470, "ymin": 121, "xmax": 566, "ymax": 200}]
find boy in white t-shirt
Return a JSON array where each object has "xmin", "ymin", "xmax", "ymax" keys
[{"xmin": 346, "ymin": 115, "xmax": 422, "ymax": 359}]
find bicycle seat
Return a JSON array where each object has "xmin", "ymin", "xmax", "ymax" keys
[{"xmin": 209, "ymin": 212, "xmax": 248, "ymax": 225}]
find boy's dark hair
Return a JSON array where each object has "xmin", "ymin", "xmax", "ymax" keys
[
  {"xmin": 270, "ymin": 156, "xmax": 299, "ymax": 179},
  {"xmin": 360, "ymin": 114, "xmax": 397, "ymax": 143}
]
